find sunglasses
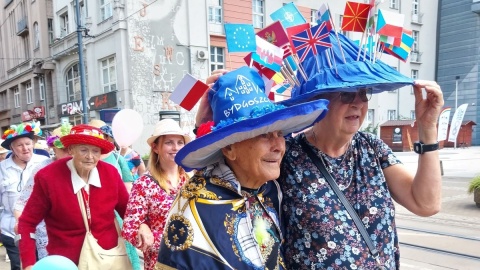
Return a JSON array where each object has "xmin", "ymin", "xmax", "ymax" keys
[{"xmin": 337, "ymin": 88, "xmax": 373, "ymax": 104}]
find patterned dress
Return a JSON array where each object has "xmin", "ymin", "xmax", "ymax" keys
[
  {"xmin": 156, "ymin": 161, "xmax": 285, "ymax": 270},
  {"xmin": 122, "ymin": 171, "xmax": 187, "ymax": 270},
  {"xmin": 280, "ymin": 132, "xmax": 402, "ymax": 269}
]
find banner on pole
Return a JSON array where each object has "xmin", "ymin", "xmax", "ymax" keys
[
  {"xmin": 437, "ymin": 107, "xmax": 451, "ymax": 141},
  {"xmin": 447, "ymin": 104, "xmax": 468, "ymax": 143}
]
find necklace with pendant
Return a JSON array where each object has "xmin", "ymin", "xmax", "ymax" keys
[{"xmin": 312, "ymin": 130, "xmax": 354, "ymax": 190}]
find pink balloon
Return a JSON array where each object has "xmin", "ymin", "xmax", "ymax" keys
[{"xmin": 112, "ymin": 109, "xmax": 144, "ymax": 147}]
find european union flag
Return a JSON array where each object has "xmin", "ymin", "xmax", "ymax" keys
[
  {"xmin": 224, "ymin": 24, "xmax": 256, "ymax": 53},
  {"xmin": 270, "ymin": 3, "xmax": 306, "ymax": 28}
]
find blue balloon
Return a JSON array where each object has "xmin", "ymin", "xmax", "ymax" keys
[{"xmin": 32, "ymin": 255, "xmax": 78, "ymax": 270}]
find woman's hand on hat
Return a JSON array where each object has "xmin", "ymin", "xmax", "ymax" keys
[
  {"xmin": 413, "ymin": 80, "xmax": 444, "ymax": 143},
  {"xmin": 137, "ymin": 223, "xmax": 154, "ymax": 252},
  {"xmin": 196, "ymin": 69, "xmax": 229, "ymax": 127}
]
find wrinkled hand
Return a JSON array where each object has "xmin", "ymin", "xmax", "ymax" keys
[
  {"xmin": 413, "ymin": 80, "xmax": 444, "ymax": 143},
  {"xmin": 136, "ymin": 224, "xmax": 154, "ymax": 253},
  {"xmin": 196, "ymin": 69, "xmax": 229, "ymax": 126}
]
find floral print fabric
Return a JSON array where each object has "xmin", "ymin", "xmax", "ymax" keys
[
  {"xmin": 280, "ymin": 132, "xmax": 402, "ymax": 269},
  {"xmin": 122, "ymin": 171, "xmax": 186, "ymax": 270}
]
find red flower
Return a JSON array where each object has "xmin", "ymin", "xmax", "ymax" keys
[
  {"xmin": 196, "ymin": 121, "xmax": 215, "ymax": 138},
  {"xmin": 24, "ymin": 125, "xmax": 32, "ymax": 132}
]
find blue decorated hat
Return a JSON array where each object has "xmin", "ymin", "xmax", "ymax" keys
[
  {"xmin": 175, "ymin": 66, "xmax": 329, "ymax": 170},
  {"xmin": 284, "ymin": 31, "xmax": 414, "ymax": 106}
]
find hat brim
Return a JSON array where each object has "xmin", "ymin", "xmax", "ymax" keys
[
  {"xmin": 147, "ymin": 133, "xmax": 191, "ymax": 148},
  {"xmin": 1, "ymin": 132, "xmax": 35, "ymax": 150},
  {"xmin": 60, "ymin": 134, "xmax": 115, "ymax": 154},
  {"xmin": 175, "ymin": 99, "xmax": 329, "ymax": 171}
]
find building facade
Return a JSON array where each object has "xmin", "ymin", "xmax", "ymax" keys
[{"xmin": 437, "ymin": 0, "xmax": 480, "ymax": 145}]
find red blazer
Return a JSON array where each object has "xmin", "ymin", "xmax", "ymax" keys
[{"xmin": 18, "ymin": 157, "xmax": 129, "ymax": 267}]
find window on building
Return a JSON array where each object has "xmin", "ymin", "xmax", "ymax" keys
[
  {"xmin": 252, "ymin": 0, "xmax": 264, "ymax": 29},
  {"xmin": 411, "ymin": 69, "xmax": 418, "ymax": 94},
  {"xmin": 208, "ymin": 0, "xmax": 222, "ymax": 23},
  {"xmin": 101, "ymin": 56, "xmax": 117, "ymax": 92},
  {"xmin": 65, "ymin": 63, "xmax": 82, "ymax": 101},
  {"xmin": 412, "ymin": 30, "xmax": 419, "ymax": 52},
  {"xmin": 410, "ymin": 110, "xmax": 416, "ymax": 120},
  {"xmin": 0, "ymin": 92, "xmax": 7, "ymax": 111},
  {"xmin": 210, "ymin": 46, "xmax": 224, "ymax": 72},
  {"xmin": 39, "ymin": 76, "xmax": 45, "ymax": 100},
  {"xmin": 412, "ymin": 0, "xmax": 419, "ymax": 15},
  {"xmin": 22, "ymin": 36, "xmax": 30, "ymax": 60},
  {"xmin": 14, "ymin": 88, "xmax": 20, "ymax": 108},
  {"xmin": 339, "ymin": 15, "xmax": 346, "ymax": 35},
  {"xmin": 311, "ymin": 9, "xmax": 317, "ymax": 23},
  {"xmin": 26, "ymin": 81, "xmax": 33, "ymax": 104},
  {"xmin": 33, "ymin": 22, "xmax": 39, "ymax": 49},
  {"xmin": 390, "ymin": 0, "xmax": 398, "ymax": 9},
  {"xmin": 100, "ymin": 0, "xmax": 113, "ymax": 21},
  {"xmin": 367, "ymin": 109, "xmax": 374, "ymax": 123},
  {"xmin": 74, "ymin": 1, "xmax": 86, "ymax": 26},
  {"xmin": 388, "ymin": 110, "xmax": 396, "ymax": 120},
  {"xmin": 48, "ymin": 19, "xmax": 54, "ymax": 44},
  {"xmin": 60, "ymin": 12, "xmax": 69, "ymax": 37}
]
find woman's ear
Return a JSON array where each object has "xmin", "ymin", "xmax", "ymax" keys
[{"xmin": 221, "ymin": 145, "xmax": 236, "ymax": 161}]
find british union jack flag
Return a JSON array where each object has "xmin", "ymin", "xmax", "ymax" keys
[{"xmin": 291, "ymin": 22, "xmax": 332, "ymax": 62}]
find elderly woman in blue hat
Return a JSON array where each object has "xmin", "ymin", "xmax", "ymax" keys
[
  {"xmin": 199, "ymin": 32, "xmax": 444, "ymax": 269},
  {"xmin": 156, "ymin": 66, "xmax": 328, "ymax": 270},
  {"xmin": 0, "ymin": 123, "xmax": 49, "ymax": 269}
]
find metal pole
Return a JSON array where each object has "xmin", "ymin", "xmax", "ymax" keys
[
  {"xmin": 454, "ymin": 76, "xmax": 459, "ymax": 149},
  {"xmin": 75, "ymin": 0, "xmax": 88, "ymax": 124}
]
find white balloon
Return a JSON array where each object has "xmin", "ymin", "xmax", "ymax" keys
[{"xmin": 112, "ymin": 109, "xmax": 144, "ymax": 147}]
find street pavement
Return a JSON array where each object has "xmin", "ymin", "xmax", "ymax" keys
[{"xmin": 0, "ymin": 147, "xmax": 478, "ymax": 269}]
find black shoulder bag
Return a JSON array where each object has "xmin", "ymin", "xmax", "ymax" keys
[{"xmin": 300, "ymin": 139, "xmax": 386, "ymax": 270}]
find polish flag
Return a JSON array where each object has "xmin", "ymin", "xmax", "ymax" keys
[{"xmin": 170, "ymin": 74, "xmax": 210, "ymax": 111}]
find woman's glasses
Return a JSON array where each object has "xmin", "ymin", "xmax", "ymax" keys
[{"xmin": 338, "ymin": 88, "xmax": 373, "ymax": 104}]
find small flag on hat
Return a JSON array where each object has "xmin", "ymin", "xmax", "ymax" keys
[{"xmin": 170, "ymin": 74, "xmax": 210, "ymax": 111}]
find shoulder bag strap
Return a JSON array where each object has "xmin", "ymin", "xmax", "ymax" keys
[
  {"xmin": 76, "ymin": 191, "xmax": 90, "ymax": 232},
  {"xmin": 300, "ymin": 139, "xmax": 381, "ymax": 261}
]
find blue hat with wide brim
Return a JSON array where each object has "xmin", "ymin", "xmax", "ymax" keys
[
  {"xmin": 283, "ymin": 31, "xmax": 414, "ymax": 106},
  {"xmin": 175, "ymin": 66, "xmax": 329, "ymax": 171}
]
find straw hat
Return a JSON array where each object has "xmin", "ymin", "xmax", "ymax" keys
[
  {"xmin": 146, "ymin": 119, "xmax": 191, "ymax": 148},
  {"xmin": 88, "ymin": 119, "xmax": 107, "ymax": 129},
  {"xmin": 60, "ymin": 124, "xmax": 114, "ymax": 154}
]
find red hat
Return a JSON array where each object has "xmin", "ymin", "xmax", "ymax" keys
[{"xmin": 60, "ymin": 124, "xmax": 115, "ymax": 154}]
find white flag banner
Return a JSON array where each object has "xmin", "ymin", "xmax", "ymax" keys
[
  {"xmin": 447, "ymin": 103, "xmax": 469, "ymax": 143},
  {"xmin": 437, "ymin": 107, "xmax": 451, "ymax": 141}
]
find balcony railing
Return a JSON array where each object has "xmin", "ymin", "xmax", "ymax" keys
[
  {"xmin": 17, "ymin": 17, "xmax": 28, "ymax": 36},
  {"xmin": 472, "ymin": 0, "xmax": 480, "ymax": 14},
  {"xmin": 411, "ymin": 12, "xmax": 423, "ymax": 24},
  {"xmin": 410, "ymin": 51, "xmax": 422, "ymax": 63}
]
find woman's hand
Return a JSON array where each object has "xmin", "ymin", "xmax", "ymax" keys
[
  {"xmin": 136, "ymin": 223, "xmax": 154, "ymax": 252},
  {"xmin": 195, "ymin": 69, "xmax": 229, "ymax": 126},
  {"xmin": 413, "ymin": 80, "xmax": 444, "ymax": 143}
]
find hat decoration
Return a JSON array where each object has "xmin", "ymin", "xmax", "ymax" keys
[
  {"xmin": 46, "ymin": 123, "xmax": 73, "ymax": 149},
  {"xmin": 31, "ymin": 121, "xmax": 43, "ymax": 138},
  {"xmin": 1, "ymin": 122, "xmax": 36, "ymax": 150},
  {"xmin": 60, "ymin": 124, "xmax": 115, "ymax": 154},
  {"xmin": 174, "ymin": 66, "xmax": 329, "ymax": 171}
]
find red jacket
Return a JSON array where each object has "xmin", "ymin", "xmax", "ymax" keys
[{"xmin": 18, "ymin": 157, "xmax": 129, "ymax": 267}]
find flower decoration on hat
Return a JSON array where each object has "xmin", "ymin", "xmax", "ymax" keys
[
  {"xmin": 2, "ymin": 123, "xmax": 34, "ymax": 140},
  {"xmin": 31, "ymin": 121, "xmax": 43, "ymax": 137},
  {"xmin": 46, "ymin": 123, "xmax": 72, "ymax": 149}
]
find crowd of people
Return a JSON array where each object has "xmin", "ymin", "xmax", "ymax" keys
[{"xmin": 0, "ymin": 41, "xmax": 444, "ymax": 270}]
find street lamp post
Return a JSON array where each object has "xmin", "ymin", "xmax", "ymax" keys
[
  {"xmin": 74, "ymin": 0, "xmax": 88, "ymax": 124},
  {"xmin": 454, "ymin": 75, "xmax": 460, "ymax": 149}
]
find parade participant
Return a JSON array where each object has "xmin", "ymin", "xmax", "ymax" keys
[
  {"xmin": 156, "ymin": 66, "xmax": 328, "ymax": 269},
  {"xmin": 198, "ymin": 33, "xmax": 443, "ymax": 269},
  {"xmin": 0, "ymin": 142, "xmax": 8, "ymax": 161},
  {"xmin": 13, "ymin": 123, "xmax": 72, "ymax": 259},
  {"xmin": 120, "ymin": 145, "xmax": 146, "ymax": 180},
  {"xmin": 17, "ymin": 124, "xmax": 130, "ymax": 269},
  {"xmin": 0, "ymin": 123, "xmax": 49, "ymax": 270},
  {"xmin": 122, "ymin": 119, "xmax": 191, "ymax": 270}
]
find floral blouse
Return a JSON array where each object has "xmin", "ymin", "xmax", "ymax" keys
[
  {"xmin": 280, "ymin": 132, "xmax": 402, "ymax": 270},
  {"xmin": 121, "ymin": 171, "xmax": 187, "ymax": 270}
]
